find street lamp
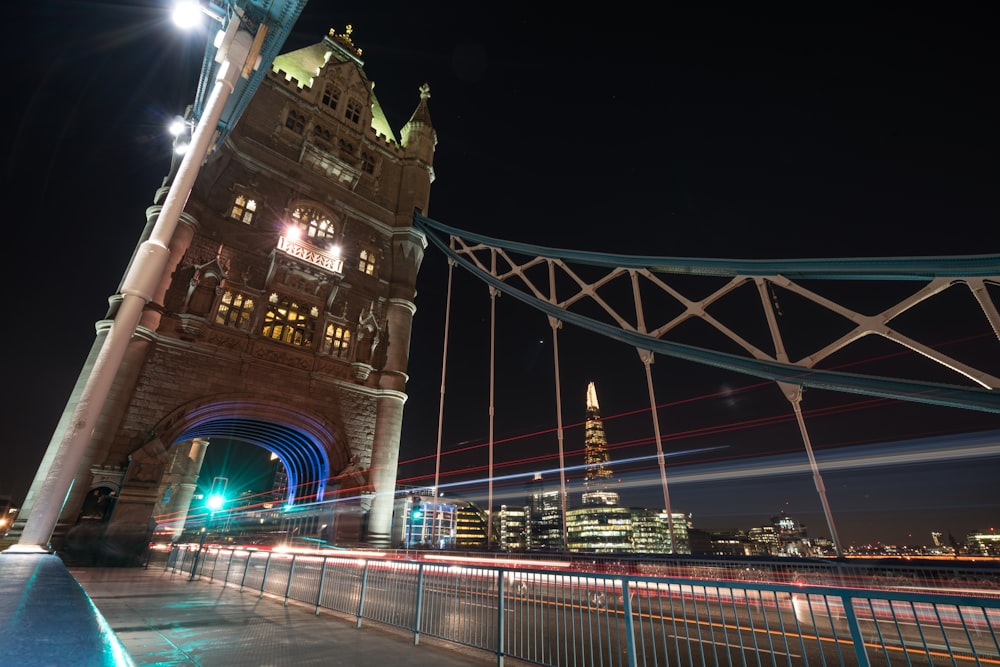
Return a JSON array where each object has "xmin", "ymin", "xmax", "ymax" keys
[
  {"xmin": 171, "ymin": 0, "xmax": 226, "ymax": 29},
  {"xmin": 8, "ymin": 3, "xmax": 259, "ymax": 553},
  {"xmin": 189, "ymin": 478, "xmax": 227, "ymax": 580}
]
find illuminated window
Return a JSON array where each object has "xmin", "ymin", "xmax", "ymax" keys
[
  {"xmin": 344, "ymin": 99, "xmax": 362, "ymax": 124},
  {"xmin": 323, "ymin": 324, "xmax": 351, "ymax": 357},
  {"xmin": 262, "ymin": 294, "xmax": 316, "ymax": 347},
  {"xmin": 361, "ymin": 151, "xmax": 376, "ymax": 174},
  {"xmin": 358, "ymin": 248, "xmax": 377, "ymax": 276},
  {"xmin": 215, "ymin": 290, "xmax": 255, "ymax": 330},
  {"xmin": 285, "ymin": 110, "xmax": 306, "ymax": 133},
  {"xmin": 291, "ymin": 206, "xmax": 337, "ymax": 241},
  {"xmin": 230, "ymin": 194, "xmax": 257, "ymax": 224},
  {"xmin": 322, "ymin": 85, "xmax": 340, "ymax": 110}
]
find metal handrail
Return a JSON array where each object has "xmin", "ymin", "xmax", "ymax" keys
[{"xmin": 162, "ymin": 545, "xmax": 1000, "ymax": 666}]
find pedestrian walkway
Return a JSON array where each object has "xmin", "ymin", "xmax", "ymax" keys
[
  {"xmin": 0, "ymin": 552, "xmax": 133, "ymax": 666},
  {"xmin": 71, "ymin": 564, "xmax": 504, "ymax": 666}
]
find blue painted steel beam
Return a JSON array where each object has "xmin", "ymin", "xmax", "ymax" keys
[
  {"xmin": 191, "ymin": 0, "xmax": 308, "ymax": 153},
  {"xmin": 415, "ymin": 213, "xmax": 1000, "ymax": 280},
  {"xmin": 414, "ymin": 213, "xmax": 1000, "ymax": 414}
]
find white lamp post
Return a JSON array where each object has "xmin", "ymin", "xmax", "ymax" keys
[{"xmin": 7, "ymin": 7, "xmax": 257, "ymax": 552}]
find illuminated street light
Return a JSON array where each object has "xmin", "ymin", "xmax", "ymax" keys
[
  {"xmin": 171, "ymin": 0, "xmax": 226, "ymax": 29},
  {"xmin": 8, "ymin": 3, "xmax": 259, "ymax": 553},
  {"xmin": 206, "ymin": 476, "xmax": 228, "ymax": 512},
  {"xmin": 189, "ymin": 481, "xmax": 227, "ymax": 580},
  {"xmin": 169, "ymin": 116, "xmax": 192, "ymax": 154},
  {"xmin": 206, "ymin": 493, "xmax": 225, "ymax": 512}
]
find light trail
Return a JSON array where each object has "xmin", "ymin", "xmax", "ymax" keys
[{"xmin": 611, "ymin": 431, "xmax": 1000, "ymax": 489}]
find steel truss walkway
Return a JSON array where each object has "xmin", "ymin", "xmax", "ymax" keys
[
  {"xmin": 415, "ymin": 213, "xmax": 999, "ymax": 412},
  {"xmin": 414, "ymin": 213, "xmax": 1000, "ymax": 555}
]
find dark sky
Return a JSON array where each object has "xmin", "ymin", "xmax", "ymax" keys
[{"xmin": 4, "ymin": 2, "xmax": 997, "ymax": 548}]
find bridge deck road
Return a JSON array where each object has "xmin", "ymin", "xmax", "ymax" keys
[{"xmin": 71, "ymin": 564, "xmax": 507, "ymax": 667}]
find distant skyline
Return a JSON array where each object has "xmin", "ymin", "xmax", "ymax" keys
[{"xmin": 4, "ymin": 3, "xmax": 996, "ymax": 549}]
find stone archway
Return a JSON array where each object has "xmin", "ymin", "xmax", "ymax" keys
[{"xmin": 100, "ymin": 396, "xmax": 354, "ymax": 564}]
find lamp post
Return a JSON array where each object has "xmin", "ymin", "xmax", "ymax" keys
[
  {"xmin": 188, "ymin": 487, "xmax": 226, "ymax": 580},
  {"xmin": 8, "ymin": 5, "xmax": 258, "ymax": 553}
]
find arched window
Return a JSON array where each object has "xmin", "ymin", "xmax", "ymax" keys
[
  {"xmin": 358, "ymin": 248, "xmax": 377, "ymax": 276},
  {"xmin": 215, "ymin": 290, "xmax": 255, "ymax": 330},
  {"xmin": 323, "ymin": 323, "xmax": 351, "ymax": 357},
  {"xmin": 262, "ymin": 293, "xmax": 316, "ymax": 348},
  {"xmin": 344, "ymin": 98, "xmax": 362, "ymax": 124},
  {"xmin": 314, "ymin": 125, "xmax": 331, "ymax": 143},
  {"xmin": 291, "ymin": 206, "xmax": 337, "ymax": 241},
  {"xmin": 285, "ymin": 110, "xmax": 306, "ymax": 133},
  {"xmin": 230, "ymin": 193, "xmax": 257, "ymax": 224},
  {"xmin": 322, "ymin": 85, "xmax": 340, "ymax": 110},
  {"xmin": 361, "ymin": 151, "xmax": 376, "ymax": 174}
]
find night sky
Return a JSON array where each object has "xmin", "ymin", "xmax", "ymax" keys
[{"xmin": 4, "ymin": 3, "xmax": 997, "ymax": 548}]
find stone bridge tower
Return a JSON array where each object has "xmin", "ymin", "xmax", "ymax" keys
[{"xmin": 13, "ymin": 26, "xmax": 435, "ymax": 560}]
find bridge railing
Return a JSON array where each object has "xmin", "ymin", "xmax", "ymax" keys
[{"xmin": 160, "ymin": 546, "xmax": 1000, "ymax": 666}]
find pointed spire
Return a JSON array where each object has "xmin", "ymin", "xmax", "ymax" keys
[
  {"xmin": 401, "ymin": 83, "xmax": 435, "ymax": 148},
  {"xmin": 586, "ymin": 381, "xmax": 599, "ymax": 411},
  {"xmin": 406, "ymin": 84, "xmax": 432, "ymax": 126}
]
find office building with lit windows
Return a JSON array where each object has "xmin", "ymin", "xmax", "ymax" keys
[
  {"xmin": 566, "ymin": 506, "xmax": 632, "ymax": 553},
  {"xmin": 454, "ymin": 504, "xmax": 489, "ymax": 549},
  {"xmin": 403, "ymin": 495, "xmax": 457, "ymax": 548},
  {"xmin": 526, "ymin": 474, "xmax": 565, "ymax": 551},
  {"xmin": 495, "ymin": 505, "xmax": 528, "ymax": 551}
]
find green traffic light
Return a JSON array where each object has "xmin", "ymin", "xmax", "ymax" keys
[{"xmin": 207, "ymin": 493, "xmax": 226, "ymax": 511}]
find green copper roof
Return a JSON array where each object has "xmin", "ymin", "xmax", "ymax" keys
[{"xmin": 271, "ymin": 31, "xmax": 399, "ymax": 145}]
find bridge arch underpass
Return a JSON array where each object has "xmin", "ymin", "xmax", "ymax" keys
[
  {"xmin": 180, "ymin": 418, "xmax": 330, "ymax": 507},
  {"xmin": 413, "ymin": 213, "xmax": 1000, "ymax": 557}
]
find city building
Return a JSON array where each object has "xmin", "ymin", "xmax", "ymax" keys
[
  {"xmin": 966, "ymin": 529, "xmax": 1000, "ymax": 557},
  {"xmin": 403, "ymin": 494, "xmax": 457, "ymax": 548},
  {"xmin": 12, "ymin": 26, "xmax": 435, "ymax": 560},
  {"xmin": 454, "ymin": 503, "xmax": 490, "ymax": 549},
  {"xmin": 565, "ymin": 507, "xmax": 691, "ymax": 555},
  {"xmin": 566, "ymin": 506, "xmax": 633, "ymax": 553},
  {"xmin": 561, "ymin": 382, "xmax": 691, "ymax": 554},
  {"xmin": 581, "ymin": 382, "xmax": 619, "ymax": 506},
  {"xmin": 632, "ymin": 509, "xmax": 690, "ymax": 554},
  {"xmin": 526, "ymin": 474, "xmax": 565, "ymax": 551},
  {"xmin": 495, "ymin": 505, "xmax": 528, "ymax": 551},
  {"xmin": 700, "ymin": 530, "xmax": 765, "ymax": 557}
]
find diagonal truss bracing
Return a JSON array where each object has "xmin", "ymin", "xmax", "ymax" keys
[{"xmin": 414, "ymin": 214, "xmax": 1000, "ymax": 414}]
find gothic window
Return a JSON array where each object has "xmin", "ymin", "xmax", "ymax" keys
[
  {"xmin": 262, "ymin": 293, "xmax": 316, "ymax": 348},
  {"xmin": 322, "ymin": 85, "xmax": 340, "ymax": 110},
  {"xmin": 323, "ymin": 323, "xmax": 351, "ymax": 358},
  {"xmin": 230, "ymin": 193, "xmax": 257, "ymax": 224},
  {"xmin": 338, "ymin": 138, "xmax": 354, "ymax": 154},
  {"xmin": 358, "ymin": 248, "xmax": 377, "ymax": 276},
  {"xmin": 344, "ymin": 98, "xmax": 362, "ymax": 124},
  {"xmin": 361, "ymin": 151, "xmax": 376, "ymax": 174},
  {"xmin": 215, "ymin": 290, "xmax": 255, "ymax": 330},
  {"xmin": 314, "ymin": 125, "xmax": 331, "ymax": 143},
  {"xmin": 285, "ymin": 110, "xmax": 306, "ymax": 133},
  {"xmin": 188, "ymin": 273, "xmax": 220, "ymax": 317},
  {"xmin": 291, "ymin": 206, "xmax": 337, "ymax": 241}
]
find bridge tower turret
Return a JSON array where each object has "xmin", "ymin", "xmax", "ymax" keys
[{"xmin": 12, "ymin": 24, "xmax": 434, "ymax": 558}]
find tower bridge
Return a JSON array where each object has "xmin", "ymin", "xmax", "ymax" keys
[{"xmin": 6, "ymin": 10, "xmax": 998, "ymax": 568}]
